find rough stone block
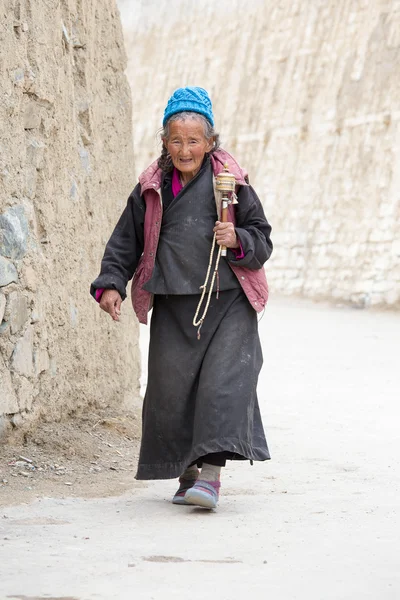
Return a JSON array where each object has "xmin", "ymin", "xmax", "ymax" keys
[
  {"xmin": 0, "ymin": 256, "xmax": 18, "ymax": 287},
  {"xmin": 79, "ymin": 147, "xmax": 91, "ymax": 173},
  {"xmin": 0, "ymin": 205, "xmax": 29, "ymax": 260},
  {"xmin": 80, "ymin": 127, "xmax": 91, "ymax": 147},
  {"xmin": 372, "ymin": 280, "xmax": 390, "ymax": 293},
  {"xmin": 69, "ymin": 300, "xmax": 78, "ymax": 328},
  {"xmin": 11, "ymin": 413, "xmax": 24, "ymax": 427},
  {"xmin": 369, "ymin": 229, "xmax": 393, "ymax": 243},
  {"xmin": 384, "ymin": 289, "xmax": 400, "ymax": 305},
  {"xmin": 0, "ymin": 292, "xmax": 6, "ymax": 323},
  {"xmin": 11, "ymin": 326, "xmax": 34, "ymax": 377},
  {"xmin": 34, "ymin": 348, "xmax": 50, "ymax": 375},
  {"xmin": 316, "ymin": 254, "xmax": 333, "ymax": 268},
  {"xmin": 23, "ymin": 102, "xmax": 42, "ymax": 129},
  {"xmin": 0, "ymin": 321, "xmax": 9, "ymax": 334},
  {"xmin": 30, "ymin": 310, "xmax": 41, "ymax": 324},
  {"xmin": 49, "ymin": 357, "xmax": 57, "ymax": 377},
  {"xmin": 24, "ymin": 266, "xmax": 37, "ymax": 291},
  {"xmin": 0, "ymin": 362, "xmax": 19, "ymax": 415},
  {"xmin": 26, "ymin": 139, "xmax": 46, "ymax": 169},
  {"xmin": 8, "ymin": 292, "xmax": 30, "ymax": 334},
  {"xmin": 0, "ymin": 416, "xmax": 12, "ymax": 440},
  {"xmin": 62, "ymin": 21, "xmax": 70, "ymax": 45},
  {"xmin": 70, "ymin": 179, "xmax": 78, "ymax": 200},
  {"xmin": 14, "ymin": 68, "xmax": 24, "ymax": 85},
  {"xmin": 392, "ymin": 240, "xmax": 400, "ymax": 257},
  {"xmin": 285, "ymin": 278, "xmax": 304, "ymax": 291},
  {"xmin": 24, "ymin": 166, "xmax": 38, "ymax": 199},
  {"xmin": 14, "ymin": 376, "xmax": 34, "ymax": 411}
]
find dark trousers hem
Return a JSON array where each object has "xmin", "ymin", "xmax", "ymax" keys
[
  {"xmin": 135, "ymin": 439, "xmax": 271, "ymax": 480},
  {"xmin": 190, "ymin": 451, "xmax": 249, "ymax": 468}
]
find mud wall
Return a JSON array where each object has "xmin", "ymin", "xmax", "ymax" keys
[
  {"xmin": 0, "ymin": 0, "xmax": 140, "ymax": 437},
  {"xmin": 119, "ymin": 0, "xmax": 400, "ymax": 308}
]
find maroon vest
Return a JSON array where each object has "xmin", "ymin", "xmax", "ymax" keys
[{"xmin": 131, "ymin": 149, "xmax": 269, "ymax": 325}]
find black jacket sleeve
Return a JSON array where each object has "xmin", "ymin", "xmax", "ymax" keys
[
  {"xmin": 227, "ymin": 184, "xmax": 273, "ymax": 269},
  {"xmin": 90, "ymin": 184, "xmax": 145, "ymax": 301}
]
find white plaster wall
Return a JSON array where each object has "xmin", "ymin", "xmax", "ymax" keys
[{"xmin": 119, "ymin": 0, "xmax": 400, "ymax": 308}]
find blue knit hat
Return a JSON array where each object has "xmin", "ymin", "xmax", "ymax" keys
[{"xmin": 163, "ymin": 86, "xmax": 214, "ymax": 127}]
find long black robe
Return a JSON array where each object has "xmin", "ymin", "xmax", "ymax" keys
[{"xmin": 91, "ymin": 156, "xmax": 273, "ymax": 480}]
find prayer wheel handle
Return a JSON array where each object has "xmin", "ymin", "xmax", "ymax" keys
[{"xmin": 215, "ymin": 163, "xmax": 236, "ymax": 257}]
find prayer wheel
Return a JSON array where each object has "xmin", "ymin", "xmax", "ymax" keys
[{"xmin": 215, "ymin": 163, "xmax": 236, "ymax": 256}]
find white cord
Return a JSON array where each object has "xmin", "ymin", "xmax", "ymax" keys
[{"xmin": 192, "ymin": 233, "xmax": 223, "ymax": 339}]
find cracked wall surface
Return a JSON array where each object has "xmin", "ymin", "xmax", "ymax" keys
[
  {"xmin": 0, "ymin": 0, "xmax": 140, "ymax": 436},
  {"xmin": 119, "ymin": 0, "xmax": 400, "ymax": 308}
]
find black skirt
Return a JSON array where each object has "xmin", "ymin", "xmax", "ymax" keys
[{"xmin": 135, "ymin": 288, "xmax": 270, "ymax": 480}]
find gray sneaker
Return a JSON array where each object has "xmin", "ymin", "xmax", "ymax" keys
[
  {"xmin": 184, "ymin": 480, "xmax": 221, "ymax": 509},
  {"xmin": 172, "ymin": 477, "xmax": 198, "ymax": 505}
]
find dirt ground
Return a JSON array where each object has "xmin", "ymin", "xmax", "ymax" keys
[
  {"xmin": 0, "ymin": 408, "xmax": 143, "ymax": 507},
  {"xmin": 1, "ymin": 297, "xmax": 399, "ymax": 600}
]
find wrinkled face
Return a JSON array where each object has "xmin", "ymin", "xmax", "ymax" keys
[{"xmin": 164, "ymin": 118, "xmax": 214, "ymax": 181}]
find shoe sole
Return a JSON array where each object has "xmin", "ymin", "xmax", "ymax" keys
[{"xmin": 184, "ymin": 489, "xmax": 218, "ymax": 509}]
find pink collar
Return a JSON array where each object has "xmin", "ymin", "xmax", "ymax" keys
[{"xmin": 172, "ymin": 168, "xmax": 183, "ymax": 197}]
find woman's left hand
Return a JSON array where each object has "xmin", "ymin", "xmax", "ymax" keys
[{"xmin": 213, "ymin": 221, "xmax": 240, "ymax": 249}]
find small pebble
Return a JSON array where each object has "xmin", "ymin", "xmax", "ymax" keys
[{"xmin": 19, "ymin": 455, "xmax": 33, "ymax": 464}]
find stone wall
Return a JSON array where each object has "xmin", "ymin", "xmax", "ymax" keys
[
  {"xmin": 0, "ymin": 0, "xmax": 140, "ymax": 437},
  {"xmin": 119, "ymin": 0, "xmax": 400, "ymax": 308}
]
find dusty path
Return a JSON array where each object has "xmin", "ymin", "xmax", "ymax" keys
[{"xmin": 1, "ymin": 297, "xmax": 399, "ymax": 600}]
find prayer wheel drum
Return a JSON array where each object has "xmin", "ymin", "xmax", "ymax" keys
[{"xmin": 215, "ymin": 163, "xmax": 236, "ymax": 256}]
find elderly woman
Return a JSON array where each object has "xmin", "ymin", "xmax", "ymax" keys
[{"xmin": 91, "ymin": 87, "xmax": 272, "ymax": 509}]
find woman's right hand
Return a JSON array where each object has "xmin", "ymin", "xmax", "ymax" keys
[{"xmin": 99, "ymin": 289, "xmax": 122, "ymax": 321}]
